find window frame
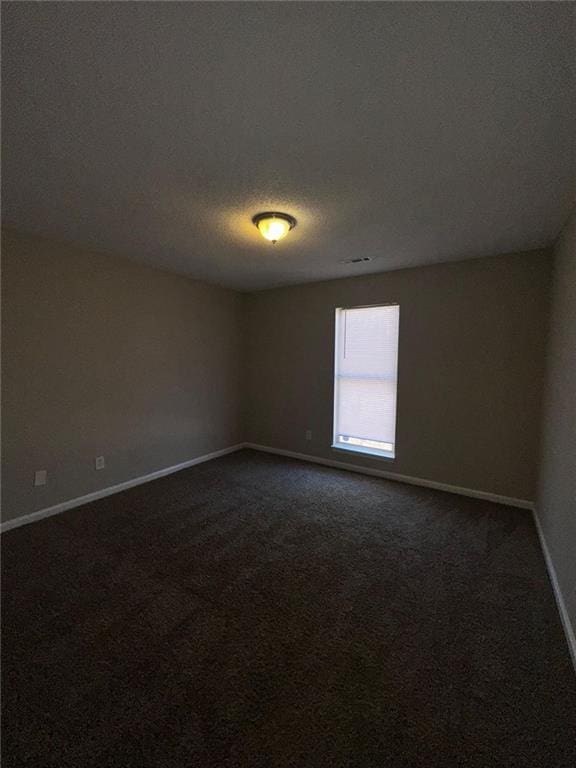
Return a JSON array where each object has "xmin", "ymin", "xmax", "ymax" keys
[{"xmin": 331, "ymin": 302, "xmax": 400, "ymax": 461}]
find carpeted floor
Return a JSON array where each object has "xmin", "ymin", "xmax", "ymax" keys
[{"xmin": 2, "ymin": 449, "xmax": 575, "ymax": 767}]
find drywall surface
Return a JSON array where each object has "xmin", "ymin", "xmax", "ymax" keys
[
  {"xmin": 3, "ymin": 2, "xmax": 574, "ymax": 290},
  {"xmin": 244, "ymin": 250, "xmax": 551, "ymax": 501},
  {"xmin": 2, "ymin": 232, "xmax": 553, "ymax": 524},
  {"xmin": 1, "ymin": 229, "xmax": 243, "ymax": 523},
  {"xmin": 537, "ymin": 211, "xmax": 576, "ymax": 635}
]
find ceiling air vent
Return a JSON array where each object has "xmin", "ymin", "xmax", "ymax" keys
[{"xmin": 341, "ymin": 257, "xmax": 372, "ymax": 264}]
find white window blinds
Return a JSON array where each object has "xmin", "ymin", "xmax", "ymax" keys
[{"xmin": 333, "ymin": 304, "xmax": 399, "ymax": 458}]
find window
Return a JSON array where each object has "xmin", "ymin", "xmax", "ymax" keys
[{"xmin": 333, "ymin": 304, "xmax": 399, "ymax": 459}]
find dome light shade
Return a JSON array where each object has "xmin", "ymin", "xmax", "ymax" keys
[{"xmin": 252, "ymin": 212, "xmax": 297, "ymax": 243}]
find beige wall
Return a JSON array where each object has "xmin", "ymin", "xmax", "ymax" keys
[
  {"xmin": 244, "ymin": 251, "xmax": 551, "ymax": 501},
  {"xmin": 1, "ymin": 230, "xmax": 243, "ymax": 523},
  {"xmin": 537, "ymin": 211, "xmax": 576, "ymax": 637},
  {"xmin": 2, "ymin": 231, "xmax": 553, "ymax": 527}
]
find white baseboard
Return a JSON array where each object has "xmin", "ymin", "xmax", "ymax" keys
[
  {"xmin": 532, "ymin": 509, "xmax": 576, "ymax": 672},
  {"xmin": 0, "ymin": 444, "xmax": 244, "ymax": 534},
  {"xmin": 244, "ymin": 443, "xmax": 534, "ymax": 510},
  {"xmin": 3, "ymin": 441, "xmax": 534, "ymax": 535}
]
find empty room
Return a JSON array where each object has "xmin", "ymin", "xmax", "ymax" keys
[{"xmin": 1, "ymin": 1, "xmax": 575, "ymax": 765}]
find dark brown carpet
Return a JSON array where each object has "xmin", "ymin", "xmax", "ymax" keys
[{"xmin": 2, "ymin": 449, "xmax": 575, "ymax": 767}]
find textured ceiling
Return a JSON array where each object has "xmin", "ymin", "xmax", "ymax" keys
[{"xmin": 2, "ymin": 2, "xmax": 575, "ymax": 291}]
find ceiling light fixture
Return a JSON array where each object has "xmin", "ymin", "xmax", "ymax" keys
[{"xmin": 252, "ymin": 212, "xmax": 297, "ymax": 244}]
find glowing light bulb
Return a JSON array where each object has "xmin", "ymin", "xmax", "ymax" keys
[{"xmin": 253, "ymin": 212, "xmax": 297, "ymax": 244}]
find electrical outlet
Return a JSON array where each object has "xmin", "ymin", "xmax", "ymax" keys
[
  {"xmin": 95, "ymin": 456, "xmax": 105, "ymax": 471},
  {"xmin": 34, "ymin": 470, "xmax": 47, "ymax": 487},
  {"xmin": 305, "ymin": 430, "xmax": 312, "ymax": 441}
]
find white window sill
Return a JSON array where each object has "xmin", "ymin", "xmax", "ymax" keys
[{"xmin": 331, "ymin": 444, "xmax": 395, "ymax": 461}]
